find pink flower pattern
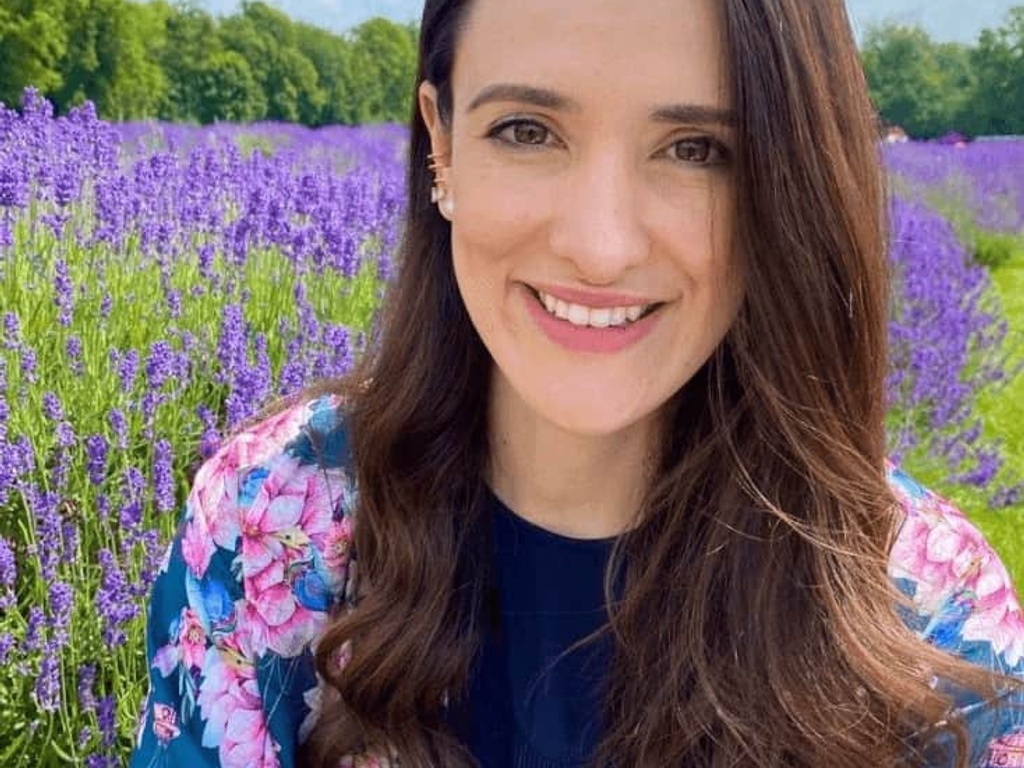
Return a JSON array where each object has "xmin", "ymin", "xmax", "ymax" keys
[{"xmin": 130, "ymin": 399, "xmax": 1024, "ymax": 768}]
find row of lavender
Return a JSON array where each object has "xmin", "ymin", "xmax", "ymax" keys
[
  {"xmin": 0, "ymin": 90, "xmax": 407, "ymax": 766},
  {"xmin": 0, "ymin": 86, "xmax": 1020, "ymax": 763}
]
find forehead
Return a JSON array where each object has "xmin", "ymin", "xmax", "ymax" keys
[{"xmin": 452, "ymin": 0, "xmax": 730, "ymax": 113}]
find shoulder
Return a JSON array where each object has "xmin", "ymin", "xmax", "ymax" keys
[
  {"xmin": 133, "ymin": 393, "xmax": 359, "ymax": 766},
  {"xmin": 885, "ymin": 462, "xmax": 1023, "ymax": 668},
  {"xmin": 885, "ymin": 464, "xmax": 1024, "ymax": 765},
  {"xmin": 177, "ymin": 392, "xmax": 358, "ymax": 657}
]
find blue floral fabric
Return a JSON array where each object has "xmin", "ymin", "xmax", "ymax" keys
[{"xmin": 129, "ymin": 395, "xmax": 1024, "ymax": 768}]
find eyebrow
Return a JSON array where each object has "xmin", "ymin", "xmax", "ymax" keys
[{"xmin": 466, "ymin": 83, "xmax": 736, "ymax": 127}]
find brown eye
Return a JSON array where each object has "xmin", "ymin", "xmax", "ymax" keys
[
  {"xmin": 670, "ymin": 137, "xmax": 729, "ymax": 165},
  {"xmin": 488, "ymin": 119, "xmax": 554, "ymax": 147},
  {"xmin": 513, "ymin": 123, "xmax": 548, "ymax": 144}
]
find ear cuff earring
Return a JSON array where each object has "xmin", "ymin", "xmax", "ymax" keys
[{"xmin": 428, "ymin": 152, "xmax": 454, "ymax": 216}]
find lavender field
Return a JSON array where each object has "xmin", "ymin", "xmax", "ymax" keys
[{"xmin": 0, "ymin": 88, "xmax": 1022, "ymax": 764}]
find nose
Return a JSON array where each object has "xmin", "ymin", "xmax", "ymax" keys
[{"xmin": 547, "ymin": 150, "xmax": 651, "ymax": 284}]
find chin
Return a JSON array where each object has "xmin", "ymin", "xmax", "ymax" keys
[{"xmin": 529, "ymin": 390, "xmax": 660, "ymax": 438}]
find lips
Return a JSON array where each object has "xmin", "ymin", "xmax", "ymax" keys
[
  {"xmin": 521, "ymin": 283, "xmax": 664, "ymax": 354},
  {"xmin": 529, "ymin": 286, "xmax": 663, "ymax": 327}
]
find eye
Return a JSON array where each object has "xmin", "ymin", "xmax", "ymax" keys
[
  {"xmin": 487, "ymin": 118, "xmax": 557, "ymax": 148},
  {"xmin": 667, "ymin": 137, "xmax": 731, "ymax": 166}
]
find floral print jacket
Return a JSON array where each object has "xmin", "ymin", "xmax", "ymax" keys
[{"xmin": 129, "ymin": 394, "xmax": 1024, "ymax": 768}]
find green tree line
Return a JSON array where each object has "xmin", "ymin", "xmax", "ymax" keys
[
  {"xmin": 0, "ymin": 0, "xmax": 417, "ymax": 125},
  {"xmin": 862, "ymin": 7, "xmax": 1024, "ymax": 138},
  {"xmin": 0, "ymin": 0, "xmax": 1022, "ymax": 134}
]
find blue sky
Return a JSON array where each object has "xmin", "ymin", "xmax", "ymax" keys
[{"xmin": 195, "ymin": 0, "xmax": 1018, "ymax": 44}]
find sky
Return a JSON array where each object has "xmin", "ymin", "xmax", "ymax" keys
[{"xmin": 193, "ymin": 0, "xmax": 1019, "ymax": 44}]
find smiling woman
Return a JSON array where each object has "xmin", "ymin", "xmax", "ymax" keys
[{"xmin": 129, "ymin": 1, "xmax": 1024, "ymax": 767}]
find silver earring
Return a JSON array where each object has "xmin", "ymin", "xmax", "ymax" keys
[{"xmin": 440, "ymin": 194, "xmax": 455, "ymax": 219}]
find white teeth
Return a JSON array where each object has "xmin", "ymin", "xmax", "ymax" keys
[
  {"xmin": 589, "ymin": 308, "xmax": 612, "ymax": 328},
  {"xmin": 535, "ymin": 289, "xmax": 653, "ymax": 328},
  {"xmin": 567, "ymin": 304, "xmax": 590, "ymax": 326}
]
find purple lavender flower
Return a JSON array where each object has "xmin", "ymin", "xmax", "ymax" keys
[
  {"xmin": 24, "ymin": 484, "xmax": 62, "ymax": 580},
  {"xmin": 197, "ymin": 243, "xmax": 215, "ymax": 280},
  {"xmin": 42, "ymin": 391, "xmax": 64, "ymax": 421},
  {"xmin": 96, "ymin": 493, "xmax": 111, "ymax": 522},
  {"xmin": 95, "ymin": 549, "xmax": 139, "ymax": 647},
  {"xmin": 85, "ymin": 434, "xmax": 108, "ymax": 486},
  {"xmin": 0, "ymin": 167, "xmax": 29, "ymax": 208},
  {"xmin": 216, "ymin": 304, "xmax": 247, "ymax": 386},
  {"xmin": 2, "ymin": 311, "xmax": 20, "ymax": 348},
  {"xmin": 124, "ymin": 465, "xmax": 146, "ymax": 502},
  {"xmin": 278, "ymin": 360, "xmax": 306, "ymax": 397},
  {"xmin": 34, "ymin": 649, "xmax": 62, "ymax": 713},
  {"xmin": 48, "ymin": 581, "xmax": 73, "ymax": 619},
  {"xmin": 53, "ymin": 258, "xmax": 73, "ymax": 326},
  {"xmin": 99, "ymin": 293, "xmax": 112, "ymax": 318},
  {"xmin": 108, "ymin": 408, "xmax": 128, "ymax": 450},
  {"xmin": 55, "ymin": 421, "xmax": 75, "ymax": 448},
  {"xmin": 97, "ymin": 695, "xmax": 117, "ymax": 748},
  {"xmin": 53, "ymin": 167, "xmax": 80, "ymax": 207},
  {"xmin": 116, "ymin": 348, "xmax": 139, "ymax": 392},
  {"xmin": 145, "ymin": 340, "xmax": 174, "ymax": 391},
  {"xmin": 166, "ymin": 289, "xmax": 182, "ymax": 318},
  {"xmin": 65, "ymin": 335, "xmax": 84, "ymax": 376},
  {"xmin": 77, "ymin": 664, "xmax": 98, "ymax": 713},
  {"xmin": 0, "ymin": 633, "xmax": 13, "ymax": 665},
  {"xmin": 25, "ymin": 605, "xmax": 47, "ymax": 653},
  {"xmin": 0, "ymin": 536, "xmax": 14, "ymax": 610},
  {"xmin": 152, "ymin": 439, "xmax": 175, "ymax": 514}
]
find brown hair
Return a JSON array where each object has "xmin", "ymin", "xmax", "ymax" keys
[{"xmin": 296, "ymin": 1, "xmax": 1023, "ymax": 766}]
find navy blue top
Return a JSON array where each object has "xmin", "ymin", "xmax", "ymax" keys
[{"xmin": 453, "ymin": 488, "xmax": 617, "ymax": 768}]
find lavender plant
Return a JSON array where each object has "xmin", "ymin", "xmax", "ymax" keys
[
  {"xmin": 0, "ymin": 87, "xmax": 1020, "ymax": 764},
  {"xmin": 0, "ymin": 89, "xmax": 404, "ymax": 765}
]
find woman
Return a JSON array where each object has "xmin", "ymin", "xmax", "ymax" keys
[{"xmin": 130, "ymin": 0, "xmax": 1024, "ymax": 766}]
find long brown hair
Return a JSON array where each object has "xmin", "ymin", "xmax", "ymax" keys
[{"xmin": 298, "ymin": 1, "xmax": 1022, "ymax": 766}]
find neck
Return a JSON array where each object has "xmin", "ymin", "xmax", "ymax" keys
[{"xmin": 485, "ymin": 369, "xmax": 659, "ymax": 540}]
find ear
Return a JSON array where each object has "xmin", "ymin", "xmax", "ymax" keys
[{"xmin": 418, "ymin": 81, "xmax": 452, "ymax": 160}]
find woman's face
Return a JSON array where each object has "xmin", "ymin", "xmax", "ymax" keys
[{"xmin": 421, "ymin": 0, "xmax": 745, "ymax": 437}]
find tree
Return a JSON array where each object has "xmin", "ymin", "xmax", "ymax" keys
[
  {"xmin": 194, "ymin": 50, "xmax": 266, "ymax": 123},
  {"xmin": 294, "ymin": 20, "xmax": 355, "ymax": 126},
  {"xmin": 218, "ymin": 1, "xmax": 325, "ymax": 123},
  {"xmin": 155, "ymin": 1, "xmax": 223, "ymax": 122},
  {"xmin": 344, "ymin": 17, "xmax": 417, "ymax": 124},
  {"xmin": 860, "ymin": 24, "xmax": 953, "ymax": 138},
  {"xmin": 0, "ymin": 0, "xmax": 69, "ymax": 107},
  {"xmin": 52, "ymin": 0, "xmax": 167, "ymax": 119},
  {"xmin": 961, "ymin": 8, "xmax": 1024, "ymax": 136}
]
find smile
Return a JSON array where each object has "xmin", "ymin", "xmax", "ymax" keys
[
  {"xmin": 533, "ymin": 288, "xmax": 661, "ymax": 329},
  {"xmin": 523, "ymin": 285, "xmax": 665, "ymax": 354}
]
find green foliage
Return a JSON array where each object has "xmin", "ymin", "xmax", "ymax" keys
[
  {"xmin": 194, "ymin": 50, "xmax": 266, "ymax": 123},
  {"xmin": 0, "ymin": 1, "xmax": 69, "ymax": 106},
  {"xmin": 0, "ymin": 0, "xmax": 417, "ymax": 126},
  {"xmin": 960, "ymin": 9, "xmax": 1024, "ymax": 137},
  {"xmin": 862, "ymin": 25, "xmax": 957, "ymax": 138},
  {"xmin": 972, "ymin": 230, "xmax": 1024, "ymax": 270},
  {"xmin": 862, "ymin": 6, "xmax": 1024, "ymax": 137}
]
